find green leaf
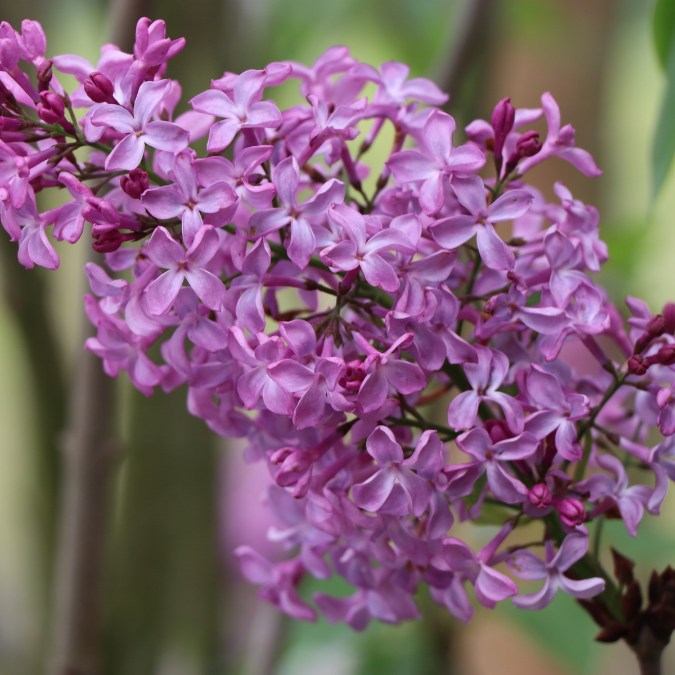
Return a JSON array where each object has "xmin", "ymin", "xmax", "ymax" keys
[
  {"xmin": 651, "ymin": 44, "xmax": 675, "ymax": 200},
  {"xmin": 654, "ymin": 0, "xmax": 675, "ymax": 70}
]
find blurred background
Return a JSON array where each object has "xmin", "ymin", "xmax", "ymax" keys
[{"xmin": 0, "ymin": 0, "xmax": 674, "ymax": 673}]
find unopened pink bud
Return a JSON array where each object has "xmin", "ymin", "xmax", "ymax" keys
[
  {"xmin": 646, "ymin": 314, "xmax": 665, "ymax": 337},
  {"xmin": 36, "ymin": 59, "xmax": 52, "ymax": 87},
  {"xmin": 486, "ymin": 419, "xmax": 510, "ymax": 444},
  {"xmin": 491, "ymin": 97, "xmax": 515, "ymax": 165},
  {"xmin": 516, "ymin": 130, "xmax": 541, "ymax": 158},
  {"xmin": 84, "ymin": 71, "xmax": 116, "ymax": 104},
  {"xmin": 528, "ymin": 483, "xmax": 552, "ymax": 509},
  {"xmin": 120, "ymin": 168, "xmax": 150, "ymax": 199},
  {"xmin": 40, "ymin": 91, "xmax": 65, "ymax": 116},
  {"xmin": 655, "ymin": 345, "xmax": 675, "ymax": 366},
  {"xmin": 92, "ymin": 230, "xmax": 135, "ymax": 253}
]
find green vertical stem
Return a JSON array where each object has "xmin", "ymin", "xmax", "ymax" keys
[{"xmin": 46, "ymin": 270, "xmax": 119, "ymax": 675}]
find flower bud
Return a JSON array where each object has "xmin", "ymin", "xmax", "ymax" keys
[
  {"xmin": 663, "ymin": 302, "xmax": 675, "ymax": 335},
  {"xmin": 92, "ymin": 229, "xmax": 134, "ymax": 253},
  {"xmin": 0, "ymin": 117, "xmax": 27, "ymax": 131},
  {"xmin": 633, "ymin": 332, "xmax": 652, "ymax": 355},
  {"xmin": 36, "ymin": 59, "xmax": 53, "ymax": 89},
  {"xmin": 120, "ymin": 168, "xmax": 150, "ymax": 199},
  {"xmin": 558, "ymin": 497, "xmax": 586, "ymax": 528},
  {"xmin": 646, "ymin": 314, "xmax": 665, "ymax": 337},
  {"xmin": 627, "ymin": 355, "xmax": 648, "ymax": 375},
  {"xmin": 490, "ymin": 97, "xmax": 515, "ymax": 166},
  {"xmin": 528, "ymin": 483, "xmax": 552, "ymax": 509},
  {"xmin": 83, "ymin": 71, "xmax": 116, "ymax": 104},
  {"xmin": 655, "ymin": 345, "xmax": 675, "ymax": 367},
  {"xmin": 40, "ymin": 91, "xmax": 65, "ymax": 116},
  {"xmin": 486, "ymin": 419, "xmax": 510, "ymax": 444},
  {"xmin": 338, "ymin": 360, "xmax": 366, "ymax": 393},
  {"xmin": 516, "ymin": 130, "xmax": 541, "ymax": 158},
  {"xmin": 504, "ymin": 131, "xmax": 541, "ymax": 175}
]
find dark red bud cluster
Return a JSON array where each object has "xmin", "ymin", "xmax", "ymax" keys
[
  {"xmin": 579, "ymin": 551, "xmax": 675, "ymax": 659},
  {"xmin": 627, "ymin": 355, "xmax": 648, "ymax": 376}
]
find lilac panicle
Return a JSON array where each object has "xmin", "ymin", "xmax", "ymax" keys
[{"xmin": 1, "ymin": 17, "xmax": 674, "ymax": 630}]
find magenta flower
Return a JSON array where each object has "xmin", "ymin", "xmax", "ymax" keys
[
  {"xmin": 235, "ymin": 547, "xmax": 316, "ymax": 621},
  {"xmin": 387, "ymin": 110, "xmax": 485, "ymax": 214},
  {"xmin": 144, "ymin": 225, "xmax": 227, "ymax": 315},
  {"xmin": 15, "ymin": 195, "xmax": 59, "ymax": 269},
  {"xmin": 431, "ymin": 175, "xmax": 533, "ymax": 270},
  {"xmin": 200, "ymin": 145, "xmax": 276, "ymax": 209},
  {"xmin": 353, "ymin": 333, "xmax": 426, "ymax": 413},
  {"xmin": 577, "ymin": 453, "xmax": 654, "ymax": 536},
  {"xmin": 228, "ymin": 328, "xmax": 293, "ymax": 416},
  {"xmin": 321, "ymin": 203, "xmax": 417, "ymax": 292},
  {"xmin": 434, "ymin": 537, "xmax": 518, "ymax": 613},
  {"xmin": 509, "ymin": 534, "xmax": 605, "ymax": 609},
  {"xmin": 517, "ymin": 93, "xmax": 602, "ymax": 177},
  {"xmin": 190, "ymin": 69, "xmax": 282, "ymax": 152},
  {"xmin": 456, "ymin": 427, "xmax": 538, "ymax": 503},
  {"xmin": 351, "ymin": 427, "xmax": 442, "ymax": 516},
  {"xmin": 84, "ymin": 301, "xmax": 162, "ymax": 396},
  {"xmin": 267, "ymin": 357, "xmax": 351, "ymax": 429},
  {"xmin": 368, "ymin": 61, "xmax": 447, "ymax": 106},
  {"xmin": 141, "ymin": 153, "xmax": 236, "ymax": 247},
  {"xmin": 524, "ymin": 365, "xmax": 589, "ymax": 461},
  {"xmin": 447, "ymin": 347, "xmax": 524, "ymax": 433},
  {"xmin": 91, "ymin": 79, "xmax": 189, "ymax": 170},
  {"xmin": 250, "ymin": 156, "xmax": 344, "ymax": 269}
]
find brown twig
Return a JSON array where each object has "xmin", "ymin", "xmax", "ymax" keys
[
  {"xmin": 434, "ymin": 0, "xmax": 496, "ymax": 114},
  {"xmin": 45, "ymin": 0, "xmax": 149, "ymax": 672},
  {"xmin": 46, "ymin": 316, "xmax": 118, "ymax": 675}
]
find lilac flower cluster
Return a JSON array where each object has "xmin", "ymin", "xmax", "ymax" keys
[{"xmin": 2, "ymin": 18, "xmax": 675, "ymax": 629}]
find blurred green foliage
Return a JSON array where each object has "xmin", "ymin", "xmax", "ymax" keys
[{"xmin": 651, "ymin": 0, "xmax": 675, "ymax": 199}]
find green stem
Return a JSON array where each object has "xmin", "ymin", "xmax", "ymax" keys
[{"xmin": 387, "ymin": 416, "xmax": 458, "ymax": 440}]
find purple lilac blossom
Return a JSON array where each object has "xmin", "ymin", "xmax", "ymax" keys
[{"xmin": 1, "ymin": 18, "xmax": 674, "ymax": 629}]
